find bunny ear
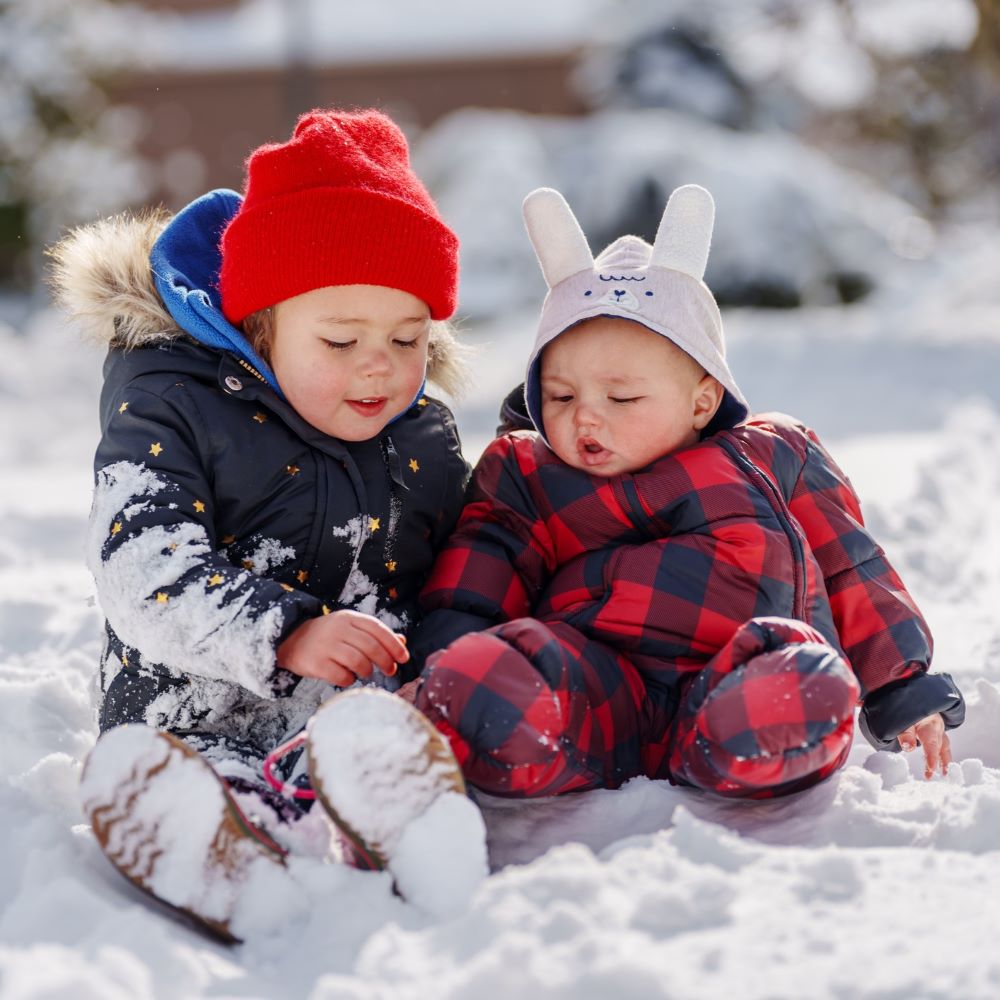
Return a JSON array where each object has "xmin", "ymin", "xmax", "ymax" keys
[
  {"xmin": 522, "ymin": 188, "xmax": 594, "ymax": 289},
  {"xmin": 649, "ymin": 184, "xmax": 715, "ymax": 280}
]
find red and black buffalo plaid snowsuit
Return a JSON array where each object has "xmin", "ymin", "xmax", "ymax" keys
[{"xmin": 412, "ymin": 412, "xmax": 956, "ymax": 800}]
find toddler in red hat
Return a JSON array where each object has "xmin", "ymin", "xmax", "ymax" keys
[{"xmin": 51, "ymin": 108, "xmax": 487, "ymax": 938}]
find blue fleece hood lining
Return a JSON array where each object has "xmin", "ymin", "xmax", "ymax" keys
[{"xmin": 149, "ymin": 189, "xmax": 283, "ymax": 396}]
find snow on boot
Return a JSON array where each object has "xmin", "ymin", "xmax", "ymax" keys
[
  {"xmin": 306, "ymin": 687, "xmax": 488, "ymax": 918},
  {"xmin": 80, "ymin": 725, "xmax": 289, "ymax": 944}
]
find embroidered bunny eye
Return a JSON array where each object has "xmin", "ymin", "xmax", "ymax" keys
[
  {"xmin": 584, "ymin": 290, "xmax": 593, "ymax": 296},
  {"xmin": 645, "ymin": 291, "xmax": 654, "ymax": 297}
]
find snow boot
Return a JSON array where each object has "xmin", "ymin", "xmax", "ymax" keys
[
  {"xmin": 305, "ymin": 687, "xmax": 488, "ymax": 917},
  {"xmin": 80, "ymin": 725, "xmax": 289, "ymax": 944}
]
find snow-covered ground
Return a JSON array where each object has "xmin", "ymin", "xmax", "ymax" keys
[{"xmin": 2, "ymin": 222, "xmax": 1000, "ymax": 998}]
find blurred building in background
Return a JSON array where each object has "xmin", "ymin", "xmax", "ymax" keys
[
  {"xmin": 2, "ymin": 0, "xmax": 997, "ymax": 316},
  {"xmin": 116, "ymin": 0, "xmax": 600, "ymax": 208}
]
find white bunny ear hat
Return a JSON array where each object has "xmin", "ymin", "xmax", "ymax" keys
[{"xmin": 522, "ymin": 184, "xmax": 749, "ymax": 441}]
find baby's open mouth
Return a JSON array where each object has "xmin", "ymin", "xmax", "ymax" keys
[{"xmin": 577, "ymin": 438, "xmax": 612, "ymax": 466}]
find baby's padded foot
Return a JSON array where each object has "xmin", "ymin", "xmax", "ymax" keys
[
  {"xmin": 307, "ymin": 688, "xmax": 487, "ymax": 915},
  {"xmin": 80, "ymin": 725, "xmax": 287, "ymax": 944}
]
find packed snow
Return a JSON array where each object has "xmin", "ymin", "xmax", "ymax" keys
[{"xmin": 2, "ymin": 205, "xmax": 1000, "ymax": 996}]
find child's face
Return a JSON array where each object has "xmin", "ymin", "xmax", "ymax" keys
[
  {"xmin": 270, "ymin": 284, "xmax": 430, "ymax": 441},
  {"xmin": 540, "ymin": 317, "xmax": 723, "ymax": 477}
]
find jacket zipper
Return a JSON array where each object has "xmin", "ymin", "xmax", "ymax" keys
[{"xmin": 717, "ymin": 439, "xmax": 809, "ymax": 623}]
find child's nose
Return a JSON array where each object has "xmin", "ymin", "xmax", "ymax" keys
[{"xmin": 360, "ymin": 349, "xmax": 392, "ymax": 377}]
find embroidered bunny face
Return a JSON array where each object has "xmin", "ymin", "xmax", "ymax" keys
[{"xmin": 596, "ymin": 284, "xmax": 641, "ymax": 310}]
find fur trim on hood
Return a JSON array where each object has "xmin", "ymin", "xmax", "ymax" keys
[
  {"xmin": 48, "ymin": 210, "xmax": 468, "ymax": 397},
  {"xmin": 48, "ymin": 209, "xmax": 177, "ymax": 351}
]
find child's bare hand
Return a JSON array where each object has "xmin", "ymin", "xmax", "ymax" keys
[
  {"xmin": 276, "ymin": 610, "xmax": 409, "ymax": 687},
  {"xmin": 897, "ymin": 713, "xmax": 952, "ymax": 779}
]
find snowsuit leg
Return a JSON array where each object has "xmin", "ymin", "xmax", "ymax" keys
[
  {"xmin": 667, "ymin": 617, "xmax": 860, "ymax": 798},
  {"xmin": 415, "ymin": 618, "xmax": 655, "ymax": 797}
]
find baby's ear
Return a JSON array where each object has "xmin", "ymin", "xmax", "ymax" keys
[{"xmin": 692, "ymin": 374, "xmax": 724, "ymax": 430}]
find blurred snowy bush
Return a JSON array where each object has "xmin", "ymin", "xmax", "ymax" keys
[
  {"xmin": 418, "ymin": 0, "xmax": 997, "ymax": 318},
  {"xmin": 574, "ymin": 0, "xmax": 995, "ymax": 217},
  {"xmin": 417, "ymin": 106, "xmax": 921, "ymax": 317},
  {"xmin": 0, "ymin": 0, "xmax": 152, "ymax": 286}
]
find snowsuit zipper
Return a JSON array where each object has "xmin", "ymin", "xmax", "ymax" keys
[
  {"xmin": 718, "ymin": 439, "xmax": 809, "ymax": 623},
  {"xmin": 621, "ymin": 477, "xmax": 654, "ymax": 535}
]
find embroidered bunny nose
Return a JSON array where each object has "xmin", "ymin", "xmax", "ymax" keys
[{"xmin": 613, "ymin": 289, "xmax": 626, "ymax": 298}]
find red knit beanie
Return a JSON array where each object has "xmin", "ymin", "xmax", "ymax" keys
[{"xmin": 219, "ymin": 108, "xmax": 459, "ymax": 323}]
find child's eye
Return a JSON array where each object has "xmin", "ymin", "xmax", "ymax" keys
[
  {"xmin": 322, "ymin": 339, "xmax": 355, "ymax": 351},
  {"xmin": 548, "ymin": 394, "xmax": 573, "ymax": 404},
  {"xmin": 393, "ymin": 338, "xmax": 421, "ymax": 349},
  {"xmin": 610, "ymin": 396, "xmax": 641, "ymax": 404}
]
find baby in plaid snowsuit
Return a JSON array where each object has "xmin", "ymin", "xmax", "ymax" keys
[{"xmin": 408, "ymin": 185, "xmax": 965, "ymax": 800}]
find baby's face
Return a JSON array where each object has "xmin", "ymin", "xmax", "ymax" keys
[
  {"xmin": 540, "ymin": 317, "xmax": 722, "ymax": 477},
  {"xmin": 269, "ymin": 284, "xmax": 430, "ymax": 441}
]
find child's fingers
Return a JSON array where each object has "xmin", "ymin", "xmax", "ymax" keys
[
  {"xmin": 352, "ymin": 615, "xmax": 410, "ymax": 663},
  {"xmin": 321, "ymin": 661, "xmax": 360, "ymax": 687},
  {"xmin": 336, "ymin": 628, "xmax": 398, "ymax": 677},
  {"xmin": 939, "ymin": 731, "xmax": 953, "ymax": 774},
  {"xmin": 328, "ymin": 641, "xmax": 374, "ymax": 684},
  {"xmin": 286, "ymin": 654, "xmax": 357, "ymax": 687},
  {"xmin": 911, "ymin": 714, "xmax": 946, "ymax": 780},
  {"xmin": 897, "ymin": 727, "xmax": 917, "ymax": 753},
  {"xmin": 922, "ymin": 738, "xmax": 940, "ymax": 780}
]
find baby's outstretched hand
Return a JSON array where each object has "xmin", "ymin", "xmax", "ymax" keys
[
  {"xmin": 276, "ymin": 610, "xmax": 408, "ymax": 687},
  {"xmin": 897, "ymin": 713, "xmax": 951, "ymax": 780}
]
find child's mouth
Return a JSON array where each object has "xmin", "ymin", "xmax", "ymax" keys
[
  {"xmin": 347, "ymin": 397, "xmax": 388, "ymax": 417},
  {"xmin": 577, "ymin": 438, "xmax": 612, "ymax": 466}
]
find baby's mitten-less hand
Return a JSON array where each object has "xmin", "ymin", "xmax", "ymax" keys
[{"xmin": 897, "ymin": 712, "xmax": 952, "ymax": 779}]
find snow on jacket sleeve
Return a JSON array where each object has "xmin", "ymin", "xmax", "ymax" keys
[
  {"xmin": 89, "ymin": 382, "xmax": 321, "ymax": 699},
  {"xmin": 415, "ymin": 433, "xmax": 556, "ymax": 656},
  {"xmin": 780, "ymin": 420, "xmax": 964, "ymax": 745}
]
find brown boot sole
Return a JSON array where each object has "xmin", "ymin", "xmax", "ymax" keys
[
  {"xmin": 81, "ymin": 725, "xmax": 286, "ymax": 944},
  {"xmin": 305, "ymin": 688, "xmax": 465, "ymax": 871}
]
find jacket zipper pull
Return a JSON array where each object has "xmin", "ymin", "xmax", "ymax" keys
[{"xmin": 384, "ymin": 436, "xmax": 410, "ymax": 491}]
